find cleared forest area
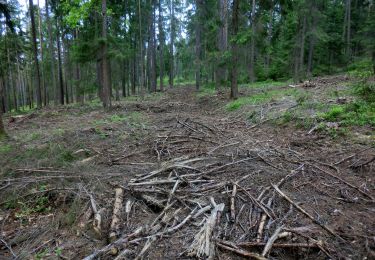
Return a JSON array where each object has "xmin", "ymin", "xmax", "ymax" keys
[
  {"xmin": 1, "ymin": 0, "xmax": 375, "ymax": 259},
  {"xmin": 0, "ymin": 75, "xmax": 374, "ymax": 259}
]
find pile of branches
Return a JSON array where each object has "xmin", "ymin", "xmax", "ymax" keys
[{"xmin": 1, "ymin": 118, "xmax": 373, "ymax": 259}]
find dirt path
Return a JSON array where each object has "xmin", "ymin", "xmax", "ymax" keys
[{"xmin": 0, "ymin": 80, "xmax": 374, "ymax": 259}]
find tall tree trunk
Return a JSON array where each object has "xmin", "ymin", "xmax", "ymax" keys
[
  {"xmin": 195, "ymin": 0, "xmax": 203, "ymax": 91},
  {"xmin": 29, "ymin": 0, "xmax": 42, "ymax": 108},
  {"xmin": 249, "ymin": 0, "xmax": 256, "ymax": 83},
  {"xmin": 216, "ymin": 0, "xmax": 228, "ymax": 90},
  {"xmin": 158, "ymin": 0, "xmax": 165, "ymax": 91},
  {"xmin": 45, "ymin": 0, "xmax": 57, "ymax": 105},
  {"xmin": 63, "ymin": 36, "xmax": 71, "ymax": 104},
  {"xmin": 230, "ymin": 0, "xmax": 239, "ymax": 99},
  {"xmin": 265, "ymin": 7, "xmax": 273, "ymax": 74},
  {"xmin": 74, "ymin": 29, "xmax": 83, "ymax": 105},
  {"xmin": 307, "ymin": 1, "xmax": 317, "ymax": 77},
  {"xmin": 151, "ymin": 0, "xmax": 157, "ymax": 92},
  {"xmin": 346, "ymin": 0, "xmax": 351, "ymax": 57},
  {"xmin": 0, "ymin": 78, "xmax": 6, "ymax": 138},
  {"xmin": 299, "ymin": 15, "xmax": 306, "ymax": 79},
  {"xmin": 122, "ymin": 60, "xmax": 127, "ymax": 97},
  {"xmin": 138, "ymin": 0, "xmax": 145, "ymax": 95},
  {"xmin": 37, "ymin": 0, "xmax": 47, "ymax": 106},
  {"xmin": 56, "ymin": 19, "xmax": 64, "ymax": 105},
  {"xmin": 101, "ymin": 0, "xmax": 111, "ymax": 108},
  {"xmin": 169, "ymin": 0, "xmax": 175, "ymax": 87}
]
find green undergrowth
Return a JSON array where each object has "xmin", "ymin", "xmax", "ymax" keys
[
  {"xmin": 226, "ymin": 88, "xmax": 301, "ymax": 111},
  {"xmin": 196, "ymin": 82, "xmax": 216, "ymax": 98},
  {"xmin": 318, "ymin": 102, "xmax": 375, "ymax": 127},
  {"xmin": 92, "ymin": 111, "xmax": 145, "ymax": 127},
  {"xmin": 240, "ymin": 80, "xmax": 289, "ymax": 89}
]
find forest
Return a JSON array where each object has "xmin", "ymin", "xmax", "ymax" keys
[{"xmin": 0, "ymin": 0, "xmax": 374, "ymax": 259}]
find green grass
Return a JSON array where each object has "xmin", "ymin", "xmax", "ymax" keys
[
  {"xmin": 0, "ymin": 144, "xmax": 12, "ymax": 154},
  {"xmin": 239, "ymin": 80, "xmax": 290, "ymax": 89},
  {"xmin": 226, "ymin": 88, "xmax": 301, "ymax": 111},
  {"xmin": 318, "ymin": 102, "xmax": 375, "ymax": 127}
]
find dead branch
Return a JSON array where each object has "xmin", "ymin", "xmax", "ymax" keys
[
  {"xmin": 188, "ymin": 203, "xmax": 225, "ymax": 258},
  {"xmin": 262, "ymin": 225, "xmax": 284, "ymax": 256},
  {"xmin": 230, "ymin": 183, "xmax": 237, "ymax": 222},
  {"xmin": 217, "ymin": 240, "xmax": 267, "ymax": 260},
  {"xmin": 238, "ymin": 241, "xmax": 321, "ymax": 249},
  {"xmin": 109, "ymin": 187, "xmax": 125, "ymax": 242},
  {"xmin": 272, "ymin": 184, "xmax": 343, "ymax": 241},
  {"xmin": 311, "ymin": 164, "xmax": 374, "ymax": 201},
  {"xmin": 82, "ymin": 226, "xmax": 145, "ymax": 260}
]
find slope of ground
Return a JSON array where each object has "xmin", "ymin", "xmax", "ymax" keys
[{"xmin": 0, "ymin": 75, "xmax": 374, "ymax": 259}]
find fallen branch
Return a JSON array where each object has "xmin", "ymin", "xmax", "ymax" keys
[
  {"xmin": 188, "ymin": 203, "xmax": 225, "ymax": 258},
  {"xmin": 262, "ymin": 225, "xmax": 284, "ymax": 256},
  {"xmin": 217, "ymin": 241, "xmax": 267, "ymax": 260},
  {"xmin": 311, "ymin": 164, "xmax": 374, "ymax": 201},
  {"xmin": 109, "ymin": 187, "xmax": 125, "ymax": 242},
  {"xmin": 272, "ymin": 184, "xmax": 343, "ymax": 241},
  {"xmin": 83, "ymin": 226, "xmax": 145, "ymax": 260}
]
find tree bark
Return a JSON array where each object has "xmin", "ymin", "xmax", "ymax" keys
[
  {"xmin": 29, "ymin": 0, "xmax": 42, "ymax": 108},
  {"xmin": 307, "ymin": 1, "xmax": 317, "ymax": 77},
  {"xmin": 216, "ymin": 0, "xmax": 228, "ymax": 90},
  {"xmin": 56, "ymin": 19, "xmax": 64, "ymax": 105},
  {"xmin": 299, "ymin": 15, "xmax": 306, "ymax": 79},
  {"xmin": 249, "ymin": 0, "xmax": 256, "ymax": 83},
  {"xmin": 151, "ymin": 0, "xmax": 157, "ymax": 92},
  {"xmin": 346, "ymin": 0, "xmax": 351, "ymax": 57},
  {"xmin": 138, "ymin": 0, "xmax": 145, "ymax": 95},
  {"xmin": 45, "ymin": 0, "xmax": 57, "ymax": 105},
  {"xmin": 158, "ymin": 0, "xmax": 165, "ymax": 91},
  {"xmin": 169, "ymin": 0, "xmax": 175, "ymax": 87},
  {"xmin": 230, "ymin": 0, "xmax": 239, "ymax": 99},
  {"xmin": 195, "ymin": 0, "xmax": 203, "ymax": 91},
  {"xmin": 0, "ymin": 78, "xmax": 6, "ymax": 138},
  {"xmin": 101, "ymin": 0, "xmax": 111, "ymax": 108},
  {"xmin": 37, "ymin": 0, "xmax": 47, "ymax": 106}
]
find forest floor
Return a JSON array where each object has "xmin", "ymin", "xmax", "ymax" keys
[{"xmin": 0, "ymin": 75, "xmax": 374, "ymax": 259}]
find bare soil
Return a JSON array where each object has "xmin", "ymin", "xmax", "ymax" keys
[{"xmin": 0, "ymin": 75, "xmax": 374, "ymax": 259}]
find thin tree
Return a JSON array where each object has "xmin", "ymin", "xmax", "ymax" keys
[
  {"xmin": 29, "ymin": 0, "xmax": 42, "ymax": 108},
  {"xmin": 216, "ymin": 0, "xmax": 228, "ymax": 90},
  {"xmin": 0, "ymin": 80, "xmax": 6, "ymax": 138},
  {"xmin": 169, "ymin": 0, "xmax": 175, "ymax": 87},
  {"xmin": 101, "ymin": 0, "xmax": 111, "ymax": 108},
  {"xmin": 37, "ymin": 0, "xmax": 47, "ymax": 106},
  {"xmin": 158, "ymin": 0, "xmax": 165, "ymax": 91},
  {"xmin": 230, "ymin": 0, "xmax": 240, "ymax": 99},
  {"xmin": 45, "ymin": 0, "xmax": 57, "ymax": 105},
  {"xmin": 195, "ymin": 0, "xmax": 203, "ymax": 91},
  {"xmin": 249, "ymin": 0, "xmax": 255, "ymax": 82}
]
